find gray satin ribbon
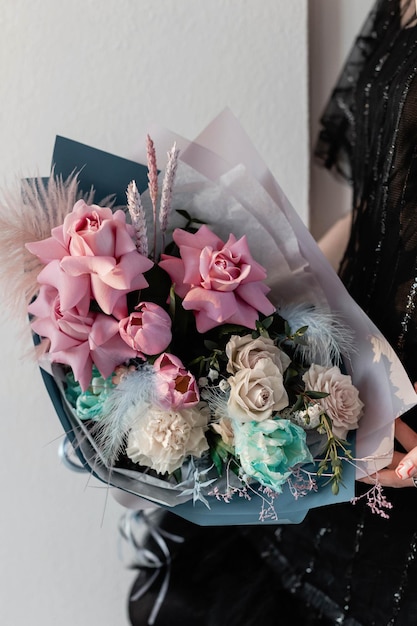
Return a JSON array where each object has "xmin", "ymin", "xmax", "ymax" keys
[
  {"xmin": 59, "ymin": 435, "xmax": 184, "ymax": 624},
  {"xmin": 58, "ymin": 435, "xmax": 88, "ymax": 473},
  {"xmin": 119, "ymin": 509, "xmax": 185, "ymax": 625}
]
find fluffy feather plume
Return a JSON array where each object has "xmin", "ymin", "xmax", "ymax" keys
[
  {"xmin": 93, "ymin": 365, "xmax": 155, "ymax": 467},
  {"xmin": 0, "ymin": 171, "xmax": 114, "ymax": 322},
  {"xmin": 278, "ymin": 303, "xmax": 356, "ymax": 367},
  {"xmin": 0, "ymin": 174, "xmax": 92, "ymax": 321},
  {"xmin": 202, "ymin": 386, "xmax": 230, "ymax": 421},
  {"xmin": 0, "ymin": 170, "xmax": 95, "ymax": 325}
]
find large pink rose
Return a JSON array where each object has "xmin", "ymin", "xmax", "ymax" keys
[
  {"xmin": 153, "ymin": 352, "xmax": 199, "ymax": 410},
  {"xmin": 119, "ymin": 302, "xmax": 172, "ymax": 358},
  {"xmin": 28, "ymin": 284, "xmax": 137, "ymax": 391},
  {"xmin": 34, "ymin": 259, "xmax": 91, "ymax": 316},
  {"xmin": 26, "ymin": 200, "xmax": 153, "ymax": 317},
  {"xmin": 159, "ymin": 225, "xmax": 275, "ymax": 332}
]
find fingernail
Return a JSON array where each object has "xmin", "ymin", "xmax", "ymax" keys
[{"xmin": 396, "ymin": 459, "xmax": 417, "ymax": 480}]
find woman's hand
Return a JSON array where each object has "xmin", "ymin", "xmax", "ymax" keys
[{"xmin": 358, "ymin": 417, "xmax": 417, "ymax": 488}]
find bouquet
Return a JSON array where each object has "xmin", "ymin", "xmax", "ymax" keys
[{"xmin": 2, "ymin": 110, "xmax": 416, "ymax": 525}]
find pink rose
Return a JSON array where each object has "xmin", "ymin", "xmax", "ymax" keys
[
  {"xmin": 153, "ymin": 352, "xmax": 199, "ymax": 410},
  {"xmin": 28, "ymin": 284, "xmax": 137, "ymax": 391},
  {"xmin": 35, "ymin": 260, "xmax": 91, "ymax": 316},
  {"xmin": 119, "ymin": 302, "xmax": 172, "ymax": 358},
  {"xmin": 26, "ymin": 200, "xmax": 153, "ymax": 317},
  {"xmin": 159, "ymin": 225, "xmax": 275, "ymax": 333}
]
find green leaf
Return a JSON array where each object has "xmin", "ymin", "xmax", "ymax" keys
[
  {"xmin": 292, "ymin": 395, "xmax": 305, "ymax": 413},
  {"xmin": 210, "ymin": 447, "xmax": 225, "ymax": 476},
  {"xmin": 331, "ymin": 481, "xmax": 340, "ymax": 495},
  {"xmin": 284, "ymin": 366, "xmax": 300, "ymax": 384},
  {"xmin": 261, "ymin": 315, "xmax": 274, "ymax": 329},
  {"xmin": 204, "ymin": 339, "xmax": 220, "ymax": 351},
  {"xmin": 218, "ymin": 323, "xmax": 248, "ymax": 336},
  {"xmin": 172, "ymin": 467, "xmax": 182, "ymax": 483},
  {"xmin": 305, "ymin": 390, "xmax": 329, "ymax": 400},
  {"xmin": 293, "ymin": 336, "xmax": 308, "ymax": 346},
  {"xmin": 175, "ymin": 208, "xmax": 207, "ymax": 226},
  {"xmin": 176, "ymin": 208, "xmax": 192, "ymax": 221}
]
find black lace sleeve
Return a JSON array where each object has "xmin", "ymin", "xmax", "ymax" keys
[{"xmin": 314, "ymin": 0, "xmax": 402, "ymax": 182}]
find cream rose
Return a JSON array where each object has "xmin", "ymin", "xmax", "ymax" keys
[
  {"xmin": 302, "ymin": 364, "xmax": 364, "ymax": 439},
  {"xmin": 126, "ymin": 403, "xmax": 210, "ymax": 475},
  {"xmin": 227, "ymin": 357, "xmax": 289, "ymax": 422},
  {"xmin": 226, "ymin": 334, "xmax": 291, "ymax": 375},
  {"xmin": 211, "ymin": 416, "xmax": 235, "ymax": 447}
]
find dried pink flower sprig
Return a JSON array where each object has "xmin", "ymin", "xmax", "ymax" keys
[
  {"xmin": 146, "ymin": 134, "xmax": 159, "ymax": 258},
  {"xmin": 126, "ymin": 180, "xmax": 148, "ymax": 257},
  {"xmin": 159, "ymin": 142, "xmax": 180, "ymax": 252}
]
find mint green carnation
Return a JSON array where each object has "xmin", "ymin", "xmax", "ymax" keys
[
  {"xmin": 65, "ymin": 366, "xmax": 115, "ymax": 421},
  {"xmin": 233, "ymin": 418, "xmax": 313, "ymax": 493},
  {"xmin": 64, "ymin": 370, "xmax": 82, "ymax": 408}
]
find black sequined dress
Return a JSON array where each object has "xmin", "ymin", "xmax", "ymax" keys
[
  {"xmin": 129, "ymin": 3, "xmax": 417, "ymax": 625},
  {"xmin": 253, "ymin": 1, "xmax": 417, "ymax": 624}
]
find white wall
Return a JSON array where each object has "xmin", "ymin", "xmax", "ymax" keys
[
  {"xmin": 309, "ymin": 0, "xmax": 374, "ymax": 239},
  {"xmin": 0, "ymin": 2, "xmax": 308, "ymax": 625}
]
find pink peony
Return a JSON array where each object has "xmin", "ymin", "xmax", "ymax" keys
[
  {"xmin": 159, "ymin": 225, "xmax": 275, "ymax": 332},
  {"xmin": 153, "ymin": 352, "xmax": 199, "ymax": 410},
  {"xmin": 119, "ymin": 302, "xmax": 172, "ymax": 358},
  {"xmin": 26, "ymin": 200, "xmax": 153, "ymax": 317},
  {"xmin": 28, "ymin": 284, "xmax": 137, "ymax": 391}
]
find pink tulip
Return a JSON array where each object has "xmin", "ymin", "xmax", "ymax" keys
[
  {"xmin": 119, "ymin": 302, "xmax": 172, "ymax": 358},
  {"xmin": 159, "ymin": 225, "xmax": 275, "ymax": 332},
  {"xmin": 153, "ymin": 352, "xmax": 199, "ymax": 409}
]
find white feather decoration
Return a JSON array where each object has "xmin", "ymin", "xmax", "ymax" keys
[
  {"xmin": 202, "ymin": 386, "xmax": 230, "ymax": 421},
  {"xmin": 278, "ymin": 303, "xmax": 356, "ymax": 367},
  {"xmin": 93, "ymin": 365, "xmax": 156, "ymax": 467}
]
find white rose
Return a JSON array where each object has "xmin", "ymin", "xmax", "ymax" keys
[
  {"xmin": 227, "ymin": 357, "xmax": 289, "ymax": 422},
  {"xmin": 225, "ymin": 334, "xmax": 291, "ymax": 375},
  {"xmin": 302, "ymin": 364, "xmax": 364, "ymax": 439},
  {"xmin": 126, "ymin": 402, "xmax": 210, "ymax": 475}
]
